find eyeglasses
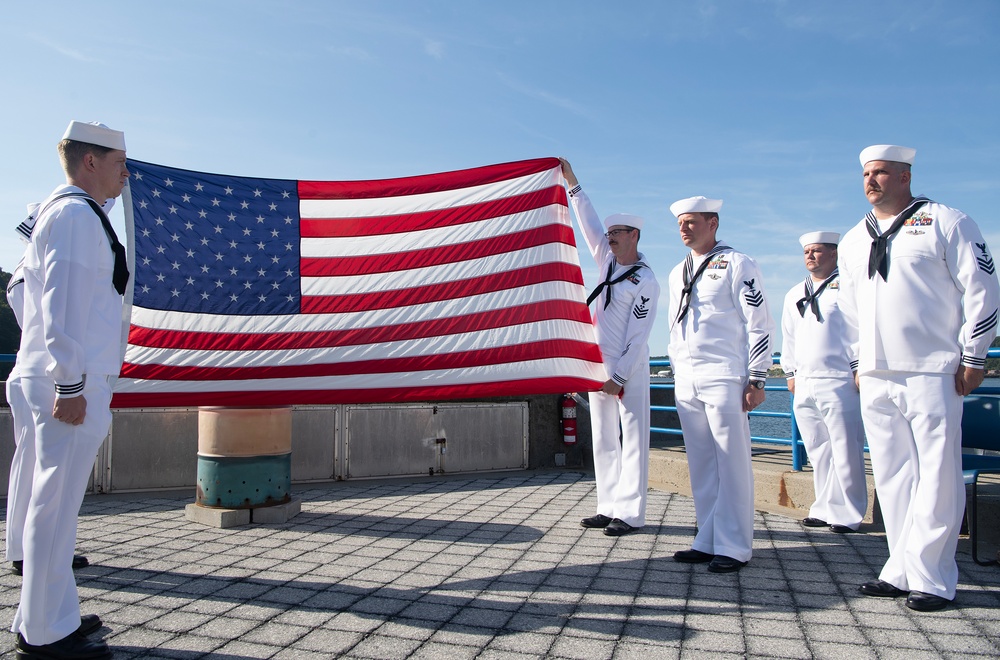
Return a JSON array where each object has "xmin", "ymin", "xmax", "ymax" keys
[{"xmin": 604, "ymin": 227, "xmax": 636, "ymax": 238}]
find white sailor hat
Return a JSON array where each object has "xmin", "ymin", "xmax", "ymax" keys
[
  {"xmin": 799, "ymin": 231, "xmax": 840, "ymax": 248},
  {"xmin": 669, "ymin": 196, "xmax": 723, "ymax": 218},
  {"xmin": 604, "ymin": 213, "xmax": 644, "ymax": 231},
  {"xmin": 859, "ymin": 144, "xmax": 915, "ymax": 166},
  {"xmin": 61, "ymin": 120, "xmax": 126, "ymax": 151}
]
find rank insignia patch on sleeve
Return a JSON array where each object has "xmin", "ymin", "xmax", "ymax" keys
[
  {"xmin": 633, "ymin": 295, "xmax": 650, "ymax": 319},
  {"xmin": 743, "ymin": 279, "xmax": 764, "ymax": 307},
  {"xmin": 976, "ymin": 242, "xmax": 995, "ymax": 275}
]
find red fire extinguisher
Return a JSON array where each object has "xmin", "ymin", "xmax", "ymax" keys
[{"xmin": 561, "ymin": 394, "xmax": 577, "ymax": 444}]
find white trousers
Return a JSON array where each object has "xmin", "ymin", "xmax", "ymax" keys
[
  {"xmin": 12, "ymin": 376, "xmax": 112, "ymax": 645},
  {"xmin": 860, "ymin": 373, "xmax": 964, "ymax": 599},
  {"xmin": 675, "ymin": 376, "xmax": 754, "ymax": 562},
  {"xmin": 793, "ymin": 376, "xmax": 867, "ymax": 529},
  {"xmin": 590, "ymin": 369, "xmax": 651, "ymax": 527},
  {"xmin": 5, "ymin": 374, "xmax": 32, "ymax": 562}
]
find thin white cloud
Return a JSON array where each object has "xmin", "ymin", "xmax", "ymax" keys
[
  {"xmin": 28, "ymin": 33, "xmax": 98, "ymax": 62},
  {"xmin": 697, "ymin": 0, "xmax": 719, "ymax": 20},
  {"xmin": 326, "ymin": 45, "xmax": 374, "ymax": 61},
  {"xmin": 496, "ymin": 73, "xmax": 594, "ymax": 119},
  {"xmin": 424, "ymin": 39, "xmax": 445, "ymax": 59},
  {"xmin": 760, "ymin": 0, "xmax": 989, "ymax": 44}
]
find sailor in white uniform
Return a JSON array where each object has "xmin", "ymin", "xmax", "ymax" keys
[
  {"xmin": 560, "ymin": 159, "xmax": 660, "ymax": 536},
  {"xmin": 668, "ymin": 196, "xmax": 775, "ymax": 572},
  {"xmin": 7, "ymin": 203, "xmax": 105, "ymax": 577},
  {"xmin": 12, "ymin": 121, "xmax": 130, "ymax": 659},
  {"xmin": 839, "ymin": 144, "xmax": 999, "ymax": 612},
  {"xmin": 780, "ymin": 231, "xmax": 867, "ymax": 533}
]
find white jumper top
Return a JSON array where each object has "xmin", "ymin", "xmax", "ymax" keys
[
  {"xmin": 780, "ymin": 272, "xmax": 854, "ymax": 379},
  {"xmin": 568, "ymin": 188, "xmax": 659, "ymax": 387},
  {"xmin": 667, "ymin": 243, "xmax": 774, "ymax": 381},
  {"xmin": 838, "ymin": 199, "xmax": 999, "ymax": 375},
  {"xmin": 17, "ymin": 185, "xmax": 124, "ymax": 395}
]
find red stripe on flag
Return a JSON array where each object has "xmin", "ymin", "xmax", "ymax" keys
[
  {"xmin": 302, "ymin": 263, "xmax": 583, "ymax": 315},
  {"xmin": 300, "ymin": 187, "xmax": 567, "ymax": 238},
  {"xmin": 126, "ymin": 299, "xmax": 592, "ymax": 352},
  {"xmin": 119, "ymin": 339, "xmax": 603, "ymax": 381},
  {"xmin": 301, "ymin": 224, "xmax": 576, "ymax": 277},
  {"xmin": 298, "ymin": 157, "xmax": 560, "ymax": 200},
  {"xmin": 111, "ymin": 375, "xmax": 602, "ymax": 408}
]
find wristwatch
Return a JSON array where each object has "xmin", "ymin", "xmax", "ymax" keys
[{"xmin": 749, "ymin": 380, "xmax": 766, "ymax": 390}]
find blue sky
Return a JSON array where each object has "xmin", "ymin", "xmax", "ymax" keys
[{"xmin": 2, "ymin": 1, "xmax": 998, "ymax": 355}]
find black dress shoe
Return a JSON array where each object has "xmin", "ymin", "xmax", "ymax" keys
[
  {"xmin": 859, "ymin": 579, "xmax": 907, "ymax": 598},
  {"xmin": 906, "ymin": 591, "xmax": 952, "ymax": 612},
  {"xmin": 77, "ymin": 614, "xmax": 102, "ymax": 637},
  {"xmin": 708, "ymin": 555, "xmax": 747, "ymax": 573},
  {"xmin": 829, "ymin": 524, "xmax": 857, "ymax": 534},
  {"xmin": 603, "ymin": 519, "xmax": 637, "ymax": 536},
  {"xmin": 16, "ymin": 631, "xmax": 111, "ymax": 659},
  {"xmin": 580, "ymin": 514, "xmax": 612, "ymax": 529},
  {"xmin": 801, "ymin": 517, "xmax": 828, "ymax": 527},
  {"xmin": 11, "ymin": 555, "xmax": 89, "ymax": 577},
  {"xmin": 673, "ymin": 548, "xmax": 714, "ymax": 563}
]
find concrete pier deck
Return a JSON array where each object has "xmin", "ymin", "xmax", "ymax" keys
[{"xmin": 1, "ymin": 468, "xmax": 997, "ymax": 658}]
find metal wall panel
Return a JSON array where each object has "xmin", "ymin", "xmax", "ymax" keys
[
  {"xmin": 435, "ymin": 404, "xmax": 529, "ymax": 473},
  {"xmin": 345, "ymin": 403, "xmax": 528, "ymax": 479},
  {"xmin": 290, "ymin": 406, "xmax": 338, "ymax": 482},
  {"xmin": 106, "ymin": 408, "xmax": 200, "ymax": 491},
  {"xmin": 2, "ymin": 401, "xmax": 531, "ymax": 496}
]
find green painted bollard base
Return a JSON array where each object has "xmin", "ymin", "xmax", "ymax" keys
[{"xmin": 196, "ymin": 453, "xmax": 291, "ymax": 509}]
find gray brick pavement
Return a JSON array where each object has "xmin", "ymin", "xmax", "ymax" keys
[{"xmin": 1, "ymin": 471, "xmax": 998, "ymax": 658}]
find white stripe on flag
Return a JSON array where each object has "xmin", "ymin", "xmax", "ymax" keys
[
  {"xmin": 299, "ymin": 169, "xmax": 559, "ymax": 218},
  {"xmin": 115, "ymin": 357, "xmax": 606, "ymax": 394}
]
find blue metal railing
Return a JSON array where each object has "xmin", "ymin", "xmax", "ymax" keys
[{"xmin": 650, "ymin": 348, "xmax": 1000, "ymax": 471}]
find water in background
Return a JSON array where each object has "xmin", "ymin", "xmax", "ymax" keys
[
  {"xmin": 753, "ymin": 379, "xmax": 792, "ymax": 440},
  {"xmin": 752, "ymin": 377, "xmax": 1000, "ymax": 441}
]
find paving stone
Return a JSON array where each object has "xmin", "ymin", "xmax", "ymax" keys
[
  {"xmin": 0, "ymin": 471, "xmax": 997, "ymax": 659},
  {"xmin": 295, "ymin": 628, "xmax": 364, "ymax": 654}
]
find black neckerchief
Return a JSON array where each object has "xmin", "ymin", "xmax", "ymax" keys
[
  {"xmin": 866, "ymin": 196, "xmax": 929, "ymax": 281},
  {"xmin": 674, "ymin": 243, "xmax": 730, "ymax": 325},
  {"xmin": 43, "ymin": 192, "xmax": 130, "ymax": 295},
  {"xmin": 796, "ymin": 269, "xmax": 838, "ymax": 321},
  {"xmin": 587, "ymin": 260, "xmax": 643, "ymax": 309}
]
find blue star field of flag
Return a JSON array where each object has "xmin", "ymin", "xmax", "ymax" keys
[{"xmin": 126, "ymin": 160, "xmax": 301, "ymax": 316}]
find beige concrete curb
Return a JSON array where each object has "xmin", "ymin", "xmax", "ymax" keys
[{"xmin": 648, "ymin": 442, "xmax": 879, "ymax": 526}]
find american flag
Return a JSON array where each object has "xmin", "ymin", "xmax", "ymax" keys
[{"xmin": 111, "ymin": 157, "xmax": 607, "ymax": 407}]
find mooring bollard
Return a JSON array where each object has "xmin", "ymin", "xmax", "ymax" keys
[{"xmin": 185, "ymin": 406, "xmax": 300, "ymax": 527}]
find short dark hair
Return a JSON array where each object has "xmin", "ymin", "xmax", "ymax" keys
[{"xmin": 58, "ymin": 139, "xmax": 114, "ymax": 174}]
